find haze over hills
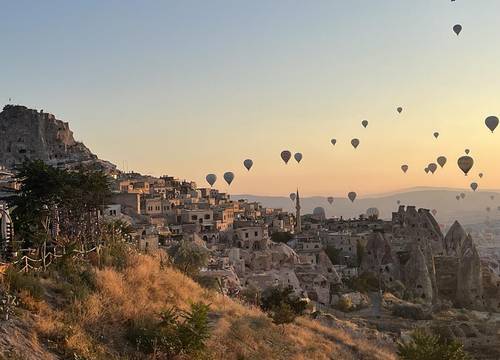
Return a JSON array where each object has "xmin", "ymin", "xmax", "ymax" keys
[{"xmin": 235, "ymin": 187, "xmax": 500, "ymax": 226}]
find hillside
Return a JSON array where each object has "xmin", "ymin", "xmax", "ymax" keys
[{"xmin": 0, "ymin": 250, "xmax": 397, "ymax": 360}]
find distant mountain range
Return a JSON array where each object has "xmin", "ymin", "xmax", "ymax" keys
[{"xmin": 234, "ymin": 187, "xmax": 500, "ymax": 227}]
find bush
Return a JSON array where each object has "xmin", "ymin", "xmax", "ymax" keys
[
  {"xmin": 398, "ymin": 329, "xmax": 471, "ymax": 360},
  {"xmin": 127, "ymin": 302, "xmax": 211, "ymax": 357},
  {"xmin": 270, "ymin": 232, "xmax": 293, "ymax": 244},
  {"xmin": 4, "ymin": 267, "xmax": 44, "ymax": 300},
  {"xmin": 336, "ymin": 297, "xmax": 354, "ymax": 312},
  {"xmin": 345, "ymin": 272, "xmax": 379, "ymax": 293},
  {"xmin": 53, "ymin": 255, "xmax": 97, "ymax": 300},
  {"xmin": 168, "ymin": 241, "xmax": 208, "ymax": 277},
  {"xmin": 260, "ymin": 286, "xmax": 308, "ymax": 325}
]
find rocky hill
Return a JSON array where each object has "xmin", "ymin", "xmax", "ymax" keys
[{"xmin": 0, "ymin": 105, "xmax": 115, "ymax": 173}]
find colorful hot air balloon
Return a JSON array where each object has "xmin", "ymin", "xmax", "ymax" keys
[
  {"xmin": 243, "ymin": 159, "xmax": 253, "ymax": 171},
  {"xmin": 424, "ymin": 167, "xmax": 430, "ymax": 174},
  {"xmin": 470, "ymin": 182, "xmax": 478, "ymax": 192},
  {"xmin": 456, "ymin": 195, "xmax": 460, "ymax": 201},
  {"xmin": 453, "ymin": 24, "xmax": 462, "ymax": 36},
  {"xmin": 290, "ymin": 193, "xmax": 296, "ymax": 202},
  {"xmin": 348, "ymin": 192, "xmax": 357, "ymax": 202},
  {"xmin": 327, "ymin": 197, "xmax": 334, "ymax": 205},
  {"xmin": 437, "ymin": 156, "xmax": 447, "ymax": 168},
  {"xmin": 206, "ymin": 174, "xmax": 217, "ymax": 187},
  {"xmin": 485, "ymin": 116, "xmax": 499, "ymax": 133},
  {"xmin": 465, "ymin": 149, "xmax": 470, "ymax": 155},
  {"xmin": 294, "ymin": 152, "xmax": 303, "ymax": 163},
  {"xmin": 351, "ymin": 138, "xmax": 360, "ymax": 149},
  {"xmin": 479, "ymin": 173, "xmax": 484, "ymax": 178},
  {"xmin": 460, "ymin": 193, "xmax": 466, "ymax": 199},
  {"xmin": 401, "ymin": 164, "xmax": 409, "ymax": 173},
  {"xmin": 281, "ymin": 150, "xmax": 291, "ymax": 164},
  {"xmin": 428, "ymin": 163, "xmax": 438, "ymax": 174},
  {"xmin": 458, "ymin": 156, "xmax": 474, "ymax": 176},
  {"xmin": 331, "ymin": 139, "xmax": 337, "ymax": 146},
  {"xmin": 362, "ymin": 120, "xmax": 368, "ymax": 128},
  {"xmin": 223, "ymin": 172, "xmax": 234, "ymax": 185},
  {"xmin": 397, "ymin": 107, "xmax": 403, "ymax": 114},
  {"xmin": 433, "ymin": 132, "xmax": 439, "ymax": 139}
]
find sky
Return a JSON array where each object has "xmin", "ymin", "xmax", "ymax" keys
[{"xmin": 1, "ymin": 0, "xmax": 500, "ymax": 197}]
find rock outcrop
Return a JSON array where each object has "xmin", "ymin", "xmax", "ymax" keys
[{"xmin": 0, "ymin": 105, "xmax": 115, "ymax": 172}]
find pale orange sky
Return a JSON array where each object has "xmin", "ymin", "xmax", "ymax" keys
[{"xmin": 2, "ymin": 1, "xmax": 500, "ymax": 197}]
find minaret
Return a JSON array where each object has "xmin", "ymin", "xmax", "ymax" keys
[{"xmin": 295, "ymin": 189, "xmax": 301, "ymax": 233}]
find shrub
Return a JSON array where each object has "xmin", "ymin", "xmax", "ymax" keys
[
  {"xmin": 336, "ymin": 296, "xmax": 354, "ymax": 312},
  {"xmin": 127, "ymin": 302, "xmax": 211, "ymax": 357},
  {"xmin": 345, "ymin": 272, "xmax": 379, "ymax": 293},
  {"xmin": 270, "ymin": 232, "xmax": 293, "ymax": 244},
  {"xmin": 168, "ymin": 240, "xmax": 208, "ymax": 277},
  {"xmin": 398, "ymin": 329, "xmax": 471, "ymax": 360},
  {"xmin": 260, "ymin": 286, "xmax": 308, "ymax": 325},
  {"xmin": 4, "ymin": 267, "xmax": 44, "ymax": 300}
]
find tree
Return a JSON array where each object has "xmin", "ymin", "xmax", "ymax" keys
[
  {"xmin": 167, "ymin": 240, "xmax": 208, "ymax": 277},
  {"xmin": 271, "ymin": 232, "xmax": 293, "ymax": 244},
  {"xmin": 260, "ymin": 286, "xmax": 308, "ymax": 325},
  {"xmin": 398, "ymin": 329, "xmax": 471, "ymax": 360},
  {"xmin": 325, "ymin": 245, "xmax": 342, "ymax": 265},
  {"xmin": 9, "ymin": 160, "xmax": 112, "ymax": 251},
  {"xmin": 356, "ymin": 240, "xmax": 365, "ymax": 268}
]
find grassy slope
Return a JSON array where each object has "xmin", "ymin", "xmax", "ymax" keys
[{"xmin": 1, "ymin": 253, "xmax": 397, "ymax": 360}]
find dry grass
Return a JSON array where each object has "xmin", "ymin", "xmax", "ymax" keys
[{"xmin": 3, "ymin": 251, "xmax": 397, "ymax": 359}]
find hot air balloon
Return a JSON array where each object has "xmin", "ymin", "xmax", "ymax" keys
[
  {"xmin": 366, "ymin": 207, "xmax": 380, "ymax": 218},
  {"xmin": 465, "ymin": 149, "xmax": 470, "ymax": 155},
  {"xmin": 428, "ymin": 163, "xmax": 438, "ymax": 174},
  {"xmin": 206, "ymin": 174, "xmax": 217, "ymax": 187},
  {"xmin": 470, "ymin": 182, "xmax": 478, "ymax": 192},
  {"xmin": 243, "ymin": 159, "xmax": 253, "ymax": 171},
  {"xmin": 397, "ymin": 200, "xmax": 401, "ymax": 205},
  {"xmin": 397, "ymin": 107, "xmax": 403, "ymax": 114},
  {"xmin": 437, "ymin": 156, "xmax": 447, "ymax": 168},
  {"xmin": 290, "ymin": 193, "xmax": 296, "ymax": 202},
  {"xmin": 348, "ymin": 192, "xmax": 357, "ymax": 202},
  {"xmin": 485, "ymin": 116, "xmax": 499, "ymax": 133},
  {"xmin": 460, "ymin": 193, "xmax": 466, "ymax": 199},
  {"xmin": 362, "ymin": 120, "xmax": 368, "ymax": 128},
  {"xmin": 433, "ymin": 132, "xmax": 439, "ymax": 139},
  {"xmin": 424, "ymin": 167, "xmax": 430, "ymax": 174},
  {"xmin": 331, "ymin": 139, "xmax": 337, "ymax": 146},
  {"xmin": 281, "ymin": 150, "xmax": 291, "ymax": 164},
  {"xmin": 327, "ymin": 197, "xmax": 334, "ymax": 205},
  {"xmin": 458, "ymin": 156, "xmax": 474, "ymax": 175},
  {"xmin": 453, "ymin": 24, "xmax": 462, "ymax": 36},
  {"xmin": 223, "ymin": 172, "xmax": 234, "ymax": 185},
  {"xmin": 479, "ymin": 173, "xmax": 484, "ymax": 178},
  {"xmin": 401, "ymin": 165, "xmax": 409, "ymax": 173},
  {"xmin": 432, "ymin": 209, "xmax": 437, "ymax": 216},
  {"xmin": 456, "ymin": 195, "xmax": 460, "ymax": 201},
  {"xmin": 351, "ymin": 138, "xmax": 360, "ymax": 149},
  {"xmin": 294, "ymin": 152, "xmax": 303, "ymax": 163}
]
